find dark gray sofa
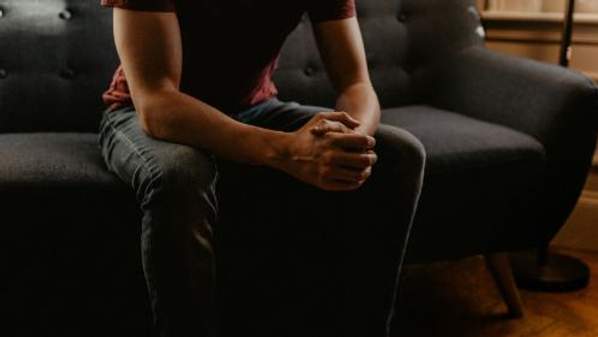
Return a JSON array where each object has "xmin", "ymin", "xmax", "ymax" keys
[{"xmin": 1, "ymin": 0, "xmax": 597, "ymax": 336}]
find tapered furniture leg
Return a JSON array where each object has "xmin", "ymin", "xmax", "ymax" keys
[{"xmin": 485, "ymin": 253, "xmax": 525, "ymax": 318}]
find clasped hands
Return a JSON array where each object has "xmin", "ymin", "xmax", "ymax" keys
[{"xmin": 280, "ymin": 111, "xmax": 378, "ymax": 191}]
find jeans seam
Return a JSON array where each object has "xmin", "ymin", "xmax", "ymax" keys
[{"xmin": 102, "ymin": 117, "xmax": 166, "ymax": 329}]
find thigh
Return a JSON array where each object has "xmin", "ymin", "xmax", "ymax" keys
[{"xmin": 98, "ymin": 106, "xmax": 218, "ymax": 202}]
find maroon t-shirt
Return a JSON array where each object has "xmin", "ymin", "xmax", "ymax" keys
[{"xmin": 101, "ymin": 0, "xmax": 356, "ymax": 112}]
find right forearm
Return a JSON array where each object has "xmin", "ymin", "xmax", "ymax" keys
[{"xmin": 139, "ymin": 90, "xmax": 290, "ymax": 167}]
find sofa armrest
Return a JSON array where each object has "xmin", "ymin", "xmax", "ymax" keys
[
  {"xmin": 420, "ymin": 46, "xmax": 598, "ymax": 146},
  {"xmin": 417, "ymin": 46, "xmax": 598, "ymax": 240}
]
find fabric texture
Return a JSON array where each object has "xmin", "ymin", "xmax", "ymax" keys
[
  {"xmin": 98, "ymin": 99, "xmax": 425, "ymax": 337},
  {"xmin": 100, "ymin": 106, "xmax": 219, "ymax": 337},
  {"xmin": 0, "ymin": 0, "xmax": 120, "ymax": 133},
  {"xmin": 100, "ymin": 0, "xmax": 356, "ymax": 112},
  {"xmin": 380, "ymin": 105, "xmax": 545, "ymax": 176},
  {"xmin": 0, "ymin": 133, "xmax": 122, "ymax": 189}
]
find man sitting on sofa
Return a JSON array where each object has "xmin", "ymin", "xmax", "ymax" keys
[{"xmin": 99, "ymin": 0, "xmax": 425, "ymax": 336}]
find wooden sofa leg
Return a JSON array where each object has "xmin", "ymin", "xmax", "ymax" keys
[{"xmin": 485, "ymin": 253, "xmax": 525, "ymax": 318}]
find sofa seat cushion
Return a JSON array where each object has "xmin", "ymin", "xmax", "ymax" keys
[
  {"xmin": 381, "ymin": 105, "xmax": 546, "ymax": 176},
  {"xmin": 0, "ymin": 133, "xmax": 122, "ymax": 190},
  {"xmin": 381, "ymin": 106, "xmax": 546, "ymax": 262},
  {"xmin": 0, "ymin": 132, "xmax": 138, "ymax": 264}
]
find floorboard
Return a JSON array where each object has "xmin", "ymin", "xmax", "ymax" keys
[{"xmin": 393, "ymin": 248, "xmax": 598, "ymax": 337}]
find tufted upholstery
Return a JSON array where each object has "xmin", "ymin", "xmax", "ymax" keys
[
  {"xmin": 2, "ymin": 0, "xmax": 598, "ymax": 335},
  {"xmin": 0, "ymin": 0, "xmax": 119, "ymax": 133},
  {"xmin": 274, "ymin": 0, "xmax": 485, "ymax": 108}
]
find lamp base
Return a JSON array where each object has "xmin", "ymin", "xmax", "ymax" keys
[{"xmin": 510, "ymin": 250, "xmax": 590, "ymax": 292}]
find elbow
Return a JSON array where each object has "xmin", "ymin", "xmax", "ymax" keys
[
  {"xmin": 137, "ymin": 103, "xmax": 166, "ymax": 140},
  {"xmin": 134, "ymin": 88, "xmax": 178, "ymax": 140}
]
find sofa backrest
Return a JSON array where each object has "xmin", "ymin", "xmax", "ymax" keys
[
  {"xmin": 275, "ymin": 0, "xmax": 485, "ymax": 109},
  {"xmin": 0, "ymin": 0, "xmax": 484, "ymax": 133},
  {"xmin": 0, "ymin": 0, "xmax": 119, "ymax": 133}
]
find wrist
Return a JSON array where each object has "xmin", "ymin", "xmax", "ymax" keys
[{"xmin": 254, "ymin": 129, "xmax": 292, "ymax": 169}]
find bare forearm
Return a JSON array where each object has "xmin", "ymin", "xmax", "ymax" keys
[
  {"xmin": 335, "ymin": 82, "xmax": 380, "ymax": 136},
  {"xmin": 139, "ymin": 91, "xmax": 288, "ymax": 166}
]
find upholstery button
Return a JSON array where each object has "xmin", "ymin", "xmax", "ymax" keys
[
  {"xmin": 304, "ymin": 66, "xmax": 316, "ymax": 77},
  {"xmin": 59, "ymin": 9, "xmax": 72, "ymax": 20},
  {"xmin": 398, "ymin": 13, "xmax": 408, "ymax": 22},
  {"xmin": 59, "ymin": 68, "xmax": 76, "ymax": 79},
  {"xmin": 0, "ymin": 69, "xmax": 7, "ymax": 79}
]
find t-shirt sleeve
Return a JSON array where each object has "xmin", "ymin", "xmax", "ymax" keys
[
  {"xmin": 308, "ymin": 0, "xmax": 356, "ymax": 23},
  {"xmin": 101, "ymin": 0, "xmax": 175, "ymax": 12}
]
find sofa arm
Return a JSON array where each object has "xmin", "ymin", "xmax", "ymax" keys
[
  {"xmin": 420, "ymin": 46, "xmax": 598, "ymax": 146},
  {"xmin": 418, "ymin": 46, "xmax": 598, "ymax": 241}
]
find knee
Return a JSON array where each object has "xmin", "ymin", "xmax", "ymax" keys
[
  {"xmin": 375, "ymin": 124, "xmax": 426, "ymax": 176},
  {"xmin": 141, "ymin": 145, "xmax": 218, "ymax": 205}
]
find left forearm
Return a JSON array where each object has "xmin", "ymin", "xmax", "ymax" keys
[{"xmin": 335, "ymin": 82, "xmax": 380, "ymax": 136}]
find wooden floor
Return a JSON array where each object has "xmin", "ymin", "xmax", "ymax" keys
[{"xmin": 392, "ymin": 249, "xmax": 598, "ymax": 337}]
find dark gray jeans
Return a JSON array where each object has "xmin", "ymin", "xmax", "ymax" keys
[{"xmin": 98, "ymin": 98, "xmax": 425, "ymax": 337}]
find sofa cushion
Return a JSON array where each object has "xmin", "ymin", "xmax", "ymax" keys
[
  {"xmin": 381, "ymin": 105, "xmax": 546, "ymax": 176},
  {"xmin": 381, "ymin": 105, "xmax": 546, "ymax": 262},
  {"xmin": 0, "ymin": 133, "xmax": 121, "ymax": 189}
]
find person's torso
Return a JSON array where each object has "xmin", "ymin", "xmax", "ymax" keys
[
  {"xmin": 105, "ymin": 0, "xmax": 310, "ymax": 112},
  {"xmin": 176, "ymin": 0, "xmax": 308, "ymax": 109}
]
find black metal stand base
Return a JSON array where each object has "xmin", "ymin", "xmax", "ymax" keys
[{"xmin": 510, "ymin": 250, "xmax": 590, "ymax": 292}]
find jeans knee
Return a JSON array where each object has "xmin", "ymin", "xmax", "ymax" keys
[
  {"xmin": 142, "ymin": 145, "xmax": 218, "ymax": 209},
  {"xmin": 376, "ymin": 124, "xmax": 426, "ymax": 176}
]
